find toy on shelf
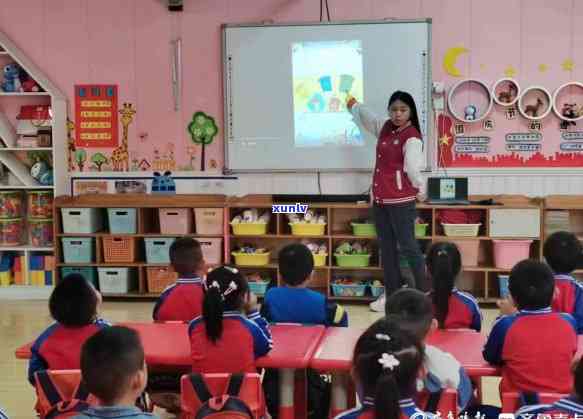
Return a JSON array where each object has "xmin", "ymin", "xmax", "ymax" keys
[
  {"xmin": 28, "ymin": 219, "xmax": 53, "ymax": 247},
  {"xmin": 0, "ymin": 218, "xmax": 23, "ymax": 246},
  {"xmin": 30, "ymin": 160, "xmax": 53, "ymax": 186},
  {"xmin": 301, "ymin": 240, "xmax": 328, "ymax": 255},
  {"xmin": 234, "ymin": 243, "xmax": 269, "ymax": 254},
  {"xmin": 1, "ymin": 63, "xmax": 22, "ymax": 92},
  {"xmin": 335, "ymin": 241, "xmax": 371, "ymax": 255},
  {"xmin": 464, "ymin": 105, "xmax": 477, "ymax": 121},
  {"xmin": 231, "ymin": 244, "xmax": 270, "ymax": 266},
  {"xmin": 19, "ymin": 69, "xmax": 41, "ymax": 92},
  {"xmin": 287, "ymin": 210, "xmax": 326, "ymax": 225},
  {"xmin": 230, "ymin": 210, "xmax": 270, "ymax": 235},
  {"xmin": 331, "ymin": 276, "xmax": 367, "ymax": 297},
  {"xmin": 151, "ymin": 171, "xmax": 176, "ymax": 194},
  {"xmin": 288, "ymin": 211, "xmax": 326, "ymax": 236}
]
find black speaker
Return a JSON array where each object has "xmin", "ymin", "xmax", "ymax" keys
[{"xmin": 168, "ymin": 0, "xmax": 183, "ymax": 12}]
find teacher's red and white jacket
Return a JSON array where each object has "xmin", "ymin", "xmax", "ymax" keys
[{"xmin": 350, "ymin": 103, "xmax": 425, "ymax": 205}]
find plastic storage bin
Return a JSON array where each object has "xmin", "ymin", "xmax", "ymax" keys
[
  {"xmin": 194, "ymin": 208, "xmax": 224, "ymax": 235},
  {"xmin": 248, "ymin": 281, "xmax": 269, "ymax": 296},
  {"xmin": 146, "ymin": 267, "xmax": 178, "ymax": 293},
  {"xmin": 331, "ymin": 283, "xmax": 367, "ymax": 297},
  {"xmin": 61, "ymin": 267, "xmax": 98, "ymax": 287},
  {"xmin": 61, "ymin": 208, "xmax": 103, "ymax": 233},
  {"xmin": 29, "ymin": 219, "xmax": 54, "ymax": 247},
  {"xmin": 450, "ymin": 239, "xmax": 480, "ymax": 267},
  {"xmin": 145, "ymin": 237, "xmax": 175, "ymax": 264},
  {"xmin": 312, "ymin": 253, "xmax": 327, "ymax": 267},
  {"xmin": 28, "ymin": 191, "xmax": 53, "ymax": 219},
  {"xmin": 107, "ymin": 208, "xmax": 137, "ymax": 234},
  {"xmin": 289, "ymin": 223, "xmax": 326, "ymax": 236},
  {"xmin": 351, "ymin": 223, "xmax": 377, "ymax": 237},
  {"xmin": 334, "ymin": 254, "xmax": 371, "ymax": 268},
  {"xmin": 442, "ymin": 224, "xmax": 481, "ymax": 237},
  {"xmin": 0, "ymin": 191, "xmax": 23, "ymax": 219},
  {"xmin": 62, "ymin": 237, "xmax": 94, "ymax": 263},
  {"xmin": 231, "ymin": 252, "xmax": 270, "ymax": 266},
  {"xmin": 97, "ymin": 267, "xmax": 136, "ymax": 294},
  {"xmin": 102, "ymin": 236, "xmax": 136, "ymax": 263},
  {"xmin": 231, "ymin": 222, "xmax": 268, "ymax": 236},
  {"xmin": 159, "ymin": 208, "xmax": 192, "ymax": 234},
  {"xmin": 415, "ymin": 224, "xmax": 429, "ymax": 237},
  {"xmin": 0, "ymin": 218, "xmax": 23, "ymax": 246},
  {"xmin": 493, "ymin": 240, "xmax": 533, "ymax": 270},
  {"xmin": 498, "ymin": 275, "xmax": 510, "ymax": 299},
  {"xmin": 199, "ymin": 238, "xmax": 223, "ymax": 265}
]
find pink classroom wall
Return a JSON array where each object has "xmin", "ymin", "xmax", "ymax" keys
[{"xmin": 0, "ymin": 0, "xmax": 581, "ymax": 172}]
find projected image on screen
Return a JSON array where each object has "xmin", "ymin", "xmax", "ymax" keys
[{"xmin": 292, "ymin": 40, "xmax": 364, "ymax": 147}]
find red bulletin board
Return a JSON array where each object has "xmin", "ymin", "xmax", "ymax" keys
[{"xmin": 74, "ymin": 85, "xmax": 118, "ymax": 148}]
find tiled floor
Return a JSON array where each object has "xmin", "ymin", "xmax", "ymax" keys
[{"xmin": 0, "ymin": 300, "xmax": 500, "ymax": 419}]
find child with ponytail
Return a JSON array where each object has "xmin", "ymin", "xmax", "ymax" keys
[
  {"xmin": 335, "ymin": 317, "xmax": 434, "ymax": 419},
  {"xmin": 188, "ymin": 266, "xmax": 272, "ymax": 373},
  {"xmin": 426, "ymin": 242, "xmax": 482, "ymax": 332}
]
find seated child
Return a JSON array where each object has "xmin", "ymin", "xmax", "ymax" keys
[
  {"xmin": 29, "ymin": 274, "xmax": 108, "ymax": 384},
  {"xmin": 516, "ymin": 357, "xmax": 583, "ymax": 418},
  {"xmin": 484, "ymin": 259, "xmax": 577, "ymax": 394},
  {"xmin": 261, "ymin": 243, "xmax": 348, "ymax": 326},
  {"xmin": 189, "ymin": 266, "xmax": 272, "ymax": 373},
  {"xmin": 386, "ymin": 288, "xmax": 473, "ymax": 411},
  {"xmin": 335, "ymin": 317, "xmax": 436, "ymax": 419},
  {"xmin": 427, "ymin": 242, "xmax": 481, "ymax": 332},
  {"xmin": 74, "ymin": 326, "xmax": 157, "ymax": 419},
  {"xmin": 153, "ymin": 237, "xmax": 207, "ymax": 322},
  {"xmin": 545, "ymin": 231, "xmax": 583, "ymax": 333}
]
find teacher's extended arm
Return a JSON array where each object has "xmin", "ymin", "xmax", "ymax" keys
[{"xmin": 346, "ymin": 97, "xmax": 387, "ymax": 139}]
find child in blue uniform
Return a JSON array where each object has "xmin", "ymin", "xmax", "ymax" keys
[
  {"xmin": 545, "ymin": 231, "xmax": 583, "ymax": 333},
  {"xmin": 74, "ymin": 326, "xmax": 156, "ymax": 419},
  {"xmin": 484, "ymin": 260, "xmax": 577, "ymax": 394},
  {"xmin": 262, "ymin": 243, "xmax": 347, "ymax": 326},
  {"xmin": 386, "ymin": 288, "xmax": 473, "ymax": 411},
  {"xmin": 189, "ymin": 266, "xmax": 272, "ymax": 373},
  {"xmin": 29, "ymin": 274, "xmax": 109, "ymax": 385},
  {"xmin": 426, "ymin": 242, "xmax": 481, "ymax": 331},
  {"xmin": 335, "ymin": 317, "xmax": 435, "ymax": 419},
  {"xmin": 152, "ymin": 237, "xmax": 206, "ymax": 322}
]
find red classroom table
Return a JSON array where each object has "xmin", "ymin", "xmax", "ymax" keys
[{"xmin": 15, "ymin": 322, "xmax": 325, "ymax": 419}]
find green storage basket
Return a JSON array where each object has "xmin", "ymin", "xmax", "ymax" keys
[
  {"xmin": 351, "ymin": 223, "xmax": 377, "ymax": 237},
  {"xmin": 334, "ymin": 253, "xmax": 371, "ymax": 267},
  {"xmin": 415, "ymin": 223, "xmax": 429, "ymax": 237}
]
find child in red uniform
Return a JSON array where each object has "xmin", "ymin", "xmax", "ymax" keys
[
  {"xmin": 484, "ymin": 260, "xmax": 577, "ymax": 394},
  {"xmin": 28, "ymin": 274, "xmax": 108, "ymax": 384},
  {"xmin": 545, "ymin": 231, "xmax": 583, "ymax": 333},
  {"xmin": 153, "ymin": 237, "xmax": 207, "ymax": 322},
  {"xmin": 427, "ymin": 242, "xmax": 481, "ymax": 331},
  {"xmin": 335, "ymin": 317, "xmax": 435, "ymax": 419},
  {"xmin": 189, "ymin": 266, "xmax": 272, "ymax": 373}
]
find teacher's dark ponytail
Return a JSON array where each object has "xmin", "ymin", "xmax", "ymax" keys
[
  {"xmin": 427, "ymin": 242, "xmax": 461, "ymax": 329},
  {"xmin": 388, "ymin": 91, "xmax": 421, "ymax": 133}
]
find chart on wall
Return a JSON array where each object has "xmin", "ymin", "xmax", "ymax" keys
[{"xmin": 74, "ymin": 84, "xmax": 118, "ymax": 148}]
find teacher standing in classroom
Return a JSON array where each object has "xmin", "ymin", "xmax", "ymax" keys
[{"xmin": 347, "ymin": 91, "xmax": 427, "ymax": 312}]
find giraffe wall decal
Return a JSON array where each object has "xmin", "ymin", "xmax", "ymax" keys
[
  {"xmin": 111, "ymin": 103, "xmax": 136, "ymax": 171},
  {"xmin": 66, "ymin": 118, "xmax": 76, "ymax": 171}
]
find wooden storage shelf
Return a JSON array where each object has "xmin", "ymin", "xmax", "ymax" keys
[{"xmin": 54, "ymin": 193, "xmax": 545, "ymax": 302}]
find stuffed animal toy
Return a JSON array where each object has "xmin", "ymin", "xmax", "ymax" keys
[
  {"xmin": 1, "ymin": 63, "xmax": 22, "ymax": 92},
  {"xmin": 19, "ymin": 72, "xmax": 41, "ymax": 92}
]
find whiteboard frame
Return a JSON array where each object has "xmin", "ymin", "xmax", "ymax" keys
[{"xmin": 222, "ymin": 19, "xmax": 433, "ymax": 174}]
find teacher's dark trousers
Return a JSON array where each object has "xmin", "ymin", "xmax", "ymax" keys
[{"xmin": 373, "ymin": 201, "xmax": 427, "ymax": 297}]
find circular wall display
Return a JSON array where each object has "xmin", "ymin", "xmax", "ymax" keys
[
  {"xmin": 447, "ymin": 78, "xmax": 493, "ymax": 123},
  {"xmin": 552, "ymin": 82, "xmax": 583, "ymax": 122},
  {"xmin": 492, "ymin": 78, "xmax": 521, "ymax": 107},
  {"xmin": 518, "ymin": 86, "xmax": 552, "ymax": 120}
]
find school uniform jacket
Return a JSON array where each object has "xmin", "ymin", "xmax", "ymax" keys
[
  {"xmin": 152, "ymin": 277, "xmax": 204, "ymax": 322},
  {"xmin": 28, "ymin": 318, "xmax": 110, "ymax": 384},
  {"xmin": 432, "ymin": 288, "xmax": 482, "ymax": 332},
  {"xmin": 350, "ymin": 103, "xmax": 425, "ymax": 205},
  {"xmin": 516, "ymin": 396, "xmax": 583, "ymax": 419},
  {"xmin": 188, "ymin": 310, "xmax": 272, "ymax": 373},
  {"xmin": 335, "ymin": 397, "xmax": 436, "ymax": 419},
  {"xmin": 552, "ymin": 274, "xmax": 583, "ymax": 334},
  {"xmin": 261, "ymin": 287, "xmax": 348, "ymax": 327},
  {"xmin": 483, "ymin": 308, "xmax": 577, "ymax": 394}
]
